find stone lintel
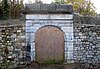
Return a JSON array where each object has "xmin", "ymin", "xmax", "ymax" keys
[{"xmin": 22, "ymin": 4, "xmax": 73, "ymax": 14}]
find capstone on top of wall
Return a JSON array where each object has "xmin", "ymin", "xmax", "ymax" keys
[
  {"xmin": 74, "ymin": 14, "xmax": 100, "ymax": 25},
  {"xmin": 22, "ymin": 3, "xmax": 73, "ymax": 14},
  {"xmin": 0, "ymin": 19, "xmax": 24, "ymax": 26}
]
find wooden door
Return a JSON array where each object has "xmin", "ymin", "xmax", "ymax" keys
[{"xmin": 35, "ymin": 26, "xmax": 64, "ymax": 63}]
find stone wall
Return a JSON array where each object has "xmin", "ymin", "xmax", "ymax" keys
[
  {"xmin": 0, "ymin": 14, "xmax": 100, "ymax": 69},
  {"xmin": 74, "ymin": 14, "xmax": 100, "ymax": 64},
  {"xmin": 0, "ymin": 20, "xmax": 26, "ymax": 68},
  {"xmin": 74, "ymin": 25, "xmax": 100, "ymax": 63}
]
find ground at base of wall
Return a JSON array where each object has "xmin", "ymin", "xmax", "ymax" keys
[
  {"xmin": 21, "ymin": 61, "xmax": 100, "ymax": 69},
  {"xmin": 22, "ymin": 62, "xmax": 75, "ymax": 69}
]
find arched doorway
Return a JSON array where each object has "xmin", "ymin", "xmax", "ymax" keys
[{"xmin": 35, "ymin": 26, "xmax": 64, "ymax": 63}]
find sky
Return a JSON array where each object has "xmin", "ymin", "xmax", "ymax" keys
[
  {"xmin": 24, "ymin": 0, "xmax": 100, "ymax": 14},
  {"xmin": 91, "ymin": 0, "xmax": 100, "ymax": 14}
]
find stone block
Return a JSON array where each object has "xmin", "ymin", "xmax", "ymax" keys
[
  {"xmin": 61, "ymin": 27, "xmax": 73, "ymax": 33},
  {"xmin": 26, "ymin": 20, "xmax": 33, "ymax": 27},
  {"xmin": 26, "ymin": 14, "xmax": 73, "ymax": 20},
  {"xmin": 22, "ymin": 43, "xmax": 26, "ymax": 46},
  {"xmin": 8, "ymin": 46, "xmax": 13, "ymax": 51},
  {"xmin": 65, "ymin": 52, "xmax": 67, "ymax": 60},
  {"xmin": 67, "ymin": 52, "xmax": 73, "ymax": 59},
  {"xmin": 68, "ymin": 46, "xmax": 73, "ymax": 51},
  {"xmin": 65, "ymin": 45, "xmax": 68, "ymax": 51},
  {"xmin": 23, "ymin": 4, "xmax": 73, "ymax": 14},
  {"xmin": 31, "ymin": 43, "xmax": 35, "ymax": 51},
  {"xmin": 59, "ymin": 23, "xmax": 73, "ymax": 27},
  {"xmin": 32, "ymin": 24, "xmax": 42, "ymax": 27},
  {"xmin": 97, "ymin": 37, "xmax": 100, "ymax": 39},
  {"xmin": 26, "ymin": 27, "xmax": 38, "ymax": 33},
  {"xmin": 66, "ymin": 33, "xmax": 73, "ymax": 41},
  {"xmin": 51, "ymin": 23, "xmax": 59, "ymax": 26},
  {"xmin": 17, "ymin": 30, "xmax": 21, "ymax": 33}
]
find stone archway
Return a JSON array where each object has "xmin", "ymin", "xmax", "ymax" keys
[{"xmin": 35, "ymin": 26, "xmax": 64, "ymax": 63}]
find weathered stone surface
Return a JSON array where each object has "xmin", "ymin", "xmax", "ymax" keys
[
  {"xmin": 22, "ymin": 4, "xmax": 73, "ymax": 14},
  {"xmin": 74, "ymin": 14, "xmax": 100, "ymax": 25},
  {"xmin": 73, "ymin": 14, "xmax": 100, "ymax": 69},
  {"xmin": 25, "ymin": 11, "xmax": 74, "ymax": 63},
  {"xmin": 0, "ymin": 20, "xmax": 27, "ymax": 68},
  {"xmin": 26, "ymin": 14, "xmax": 73, "ymax": 19},
  {"xmin": 74, "ymin": 25, "xmax": 100, "ymax": 64},
  {"xmin": 0, "ymin": 5, "xmax": 100, "ymax": 69}
]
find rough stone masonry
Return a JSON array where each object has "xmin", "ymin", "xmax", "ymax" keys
[
  {"xmin": 74, "ymin": 15, "xmax": 100, "ymax": 64},
  {"xmin": 0, "ymin": 3, "xmax": 99, "ymax": 69}
]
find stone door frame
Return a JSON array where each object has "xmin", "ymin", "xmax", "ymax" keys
[{"xmin": 26, "ymin": 14, "xmax": 74, "ymax": 63}]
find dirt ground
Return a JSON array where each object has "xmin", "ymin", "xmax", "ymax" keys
[
  {"xmin": 20, "ymin": 61, "xmax": 75, "ymax": 69},
  {"xmin": 15, "ymin": 61, "xmax": 100, "ymax": 69}
]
